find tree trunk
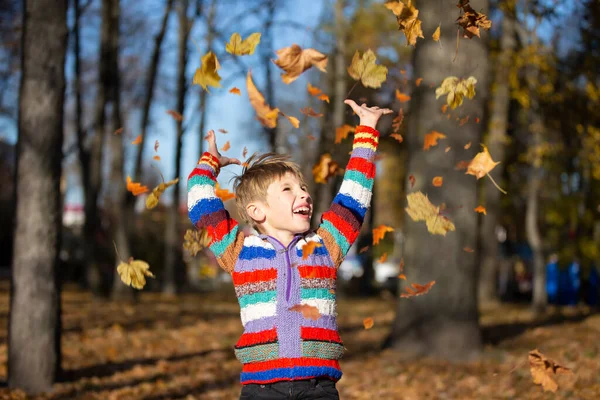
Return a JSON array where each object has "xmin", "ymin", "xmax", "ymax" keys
[
  {"xmin": 8, "ymin": 0, "xmax": 67, "ymax": 391},
  {"xmin": 478, "ymin": 4, "xmax": 516, "ymax": 304},
  {"xmin": 163, "ymin": 0, "xmax": 191, "ymax": 295},
  {"xmin": 263, "ymin": 0, "xmax": 277, "ymax": 152},
  {"xmin": 106, "ymin": 0, "xmax": 134, "ymax": 300},
  {"xmin": 83, "ymin": 0, "xmax": 113, "ymax": 295},
  {"xmin": 197, "ymin": 0, "xmax": 216, "ymax": 159},
  {"xmin": 384, "ymin": 1, "xmax": 489, "ymax": 361}
]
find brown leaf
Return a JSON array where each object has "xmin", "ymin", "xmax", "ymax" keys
[
  {"xmin": 273, "ymin": 44, "xmax": 328, "ymax": 84},
  {"xmin": 455, "ymin": 160, "xmax": 470, "ymax": 170},
  {"xmin": 528, "ymin": 349, "xmax": 573, "ymax": 393},
  {"xmin": 307, "ymin": 134, "xmax": 316, "ymax": 141},
  {"xmin": 113, "ymin": 127, "xmax": 123, "ymax": 135},
  {"xmin": 384, "ymin": 0, "xmax": 425, "ymax": 46},
  {"xmin": 242, "ymin": 147, "xmax": 248, "ymax": 158},
  {"xmin": 456, "ymin": 0, "xmax": 492, "ymax": 39},
  {"xmin": 445, "ymin": 146, "xmax": 451, "ymax": 153},
  {"xmin": 289, "ymin": 304, "xmax": 321, "ymax": 320},
  {"xmin": 423, "ymin": 131, "xmax": 446, "ymax": 150},
  {"xmin": 300, "ymin": 107, "xmax": 323, "ymax": 118},
  {"xmin": 359, "ymin": 246, "xmax": 370, "ymax": 254},
  {"xmin": 154, "ymin": 140, "xmax": 159, "ymax": 152},
  {"xmin": 415, "ymin": 77, "xmax": 423, "ymax": 87},
  {"xmin": 363, "ymin": 317, "xmax": 374, "ymax": 330},
  {"xmin": 464, "ymin": 141, "xmax": 472, "ymax": 149},
  {"xmin": 166, "ymin": 110, "xmax": 183, "ymax": 121},
  {"xmin": 392, "ymin": 109, "xmax": 404, "ymax": 133},
  {"xmin": 409, "ymin": 175, "xmax": 416, "ymax": 188},
  {"xmin": 218, "ymin": 128, "xmax": 228, "ymax": 134},
  {"xmin": 373, "ymin": 225, "xmax": 394, "ymax": 245},
  {"xmin": 459, "ymin": 116, "xmax": 470, "ymax": 126},
  {"xmin": 153, "ymin": 155, "xmax": 161, "ymax": 161},
  {"xmin": 400, "ymin": 280, "xmax": 436, "ymax": 298},
  {"xmin": 399, "ymin": 258, "xmax": 405, "ymax": 272},
  {"xmin": 463, "ymin": 247, "xmax": 474, "ymax": 253}
]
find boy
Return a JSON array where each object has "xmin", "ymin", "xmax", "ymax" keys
[{"xmin": 187, "ymin": 99, "xmax": 391, "ymax": 399}]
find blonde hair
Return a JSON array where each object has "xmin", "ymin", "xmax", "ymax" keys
[{"xmin": 232, "ymin": 152, "xmax": 305, "ymax": 227}]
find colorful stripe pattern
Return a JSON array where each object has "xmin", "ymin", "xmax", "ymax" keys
[{"xmin": 187, "ymin": 126, "xmax": 378, "ymax": 385}]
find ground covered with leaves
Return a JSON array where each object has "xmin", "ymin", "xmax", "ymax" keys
[{"xmin": 0, "ymin": 283, "xmax": 598, "ymax": 399}]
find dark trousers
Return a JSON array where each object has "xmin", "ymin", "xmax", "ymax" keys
[{"xmin": 239, "ymin": 377, "xmax": 340, "ymax": 399}]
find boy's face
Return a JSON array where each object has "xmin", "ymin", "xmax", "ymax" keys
[{"xmin": 252, "ymin": 172, "xmax": 313, "ymax": 238}]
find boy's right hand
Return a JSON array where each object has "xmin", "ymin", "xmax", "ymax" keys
[{"xmin": 206, "ymin": 130, "xmax": 242, "ymax": 168}]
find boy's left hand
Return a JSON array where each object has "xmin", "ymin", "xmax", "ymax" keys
[{"xmin": 344, "ymin": 99, "xmax": 393, "ymax": 129}]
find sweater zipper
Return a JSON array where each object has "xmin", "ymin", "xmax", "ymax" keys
[{"xmin": 265, "ymin": 235, "xmax": 300, "ymax": 303}]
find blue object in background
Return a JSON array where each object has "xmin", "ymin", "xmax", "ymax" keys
[
  {"xmin": 546, "ymin": 259, "xmax": 559, "ymax": 304},
  {"xmin": 589, "ymin": 265, "xmax": 598, "ymax": 306},
  {"xmin": 566, "ymin": 260, "xmax": 580, "ymax": 305}
]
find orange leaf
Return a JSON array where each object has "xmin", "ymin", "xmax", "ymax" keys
[
  {"xmin": 307, "ymin": 83, "xmax": 322, "ymax": 96},
  {"xmin": 395, "ymin": 89, "xmax": 411, "ymax": 103},
  {"xmin": 302, "ymin": 241, "xmax": 323, "ymax": 260},
  {"xmin": 131, "ymin": 135, "xmax": 142, "ymax": 145},
  {"xmin": 432, "ymin": 176, "xmax": 443, "ymax": 187},
  {"xmin": 464, "ymin": 247, "xmax": 475, "ymax": 253},
  {"xmin": 215, "ymin": 183, "xmax": 235, "ymax": 202},
  {"xmin": 153, "ymin": 155, "xmax": 161, "ymax": 161},
  {"xmin": 247, "ymin": 71, "xmax": 279, "ymax": 128},
  {"xmin": 423, "ymin": 131, "xmax": 446, "ymax": 150},
  {"xmin": 466, "ymin": 144, "xmax": 500, "ymax": 179},
  {"xmin": 441, "ymin": 104, "xmax": 449, "ymax": 113},
  {"xmin": 317, "ymin": 93, "xmax": 330, "ymax": 103},
  {"xmin": 474, "ymin": 205, "xmax": 486, "ymax": 215},
  {"xmin": 273, "ymin": 44, "xmax": 328, "ymax": 84},
  {"xmin": 432, "ymin": 24, "xmax": 441, "ymax": 42},
  {"xmin": 288, "ymin": 304, "xmax": 321, "ymax": 320},
  {"xmin": 220, "ymin": 141, "xmax": 231, "ymax": 152},
  {"xmin": 300, "ymin": 107, "xmax": 323, "ymax": 118},
  {"xmin": 392, "ymin": 109, "xmax": 404, "ymax": 133},
  {"xmin": 229, "ymin": 87, "xmax": 241, "ymax": 95},
  {"xmin": 373, "ymin": 225, "xmax": 394, "ymax": 245},
  {"xmin": 154, "ymin": 140, "xmax": 159, "ymax": 152},
  {"xmin": 415, "ymin": 77, "xmax": 423, "ymax": 87},
  {"xmin": 399, "ymin": 258, "xmax": 405, "ymax": 272},
  {"xmin": 113, "ymin": 127, "xmax": 123, "ymax": 135},
  {"xmin": 400, "ymin": 280, "xmax": 436, "ymax": 298},
  {"xmin": 409, "ymin": 175, "xmax": 416, "ymax": 188},
  {"xmin": 455, "ymin": 160, "xmax": 470, "ymax": 170},
  {"xmin": 475, "ymin": 117, "xmax": 480, "ymax": 123},
  {"xmin": 390, "ymin": 133, "xmax": 403, "ymax": 143},
  {"xmin": 218, "ymin": 128, "xmax": 228, "ymax": 134},
  {"xmin": 312, "ymin": 153, "xmax": 340, "ymax": 184},
  {"xmin": 363, "ymin": 317, "xmax": 374, "ymax": 330},
  {"xmin": 126, "ymin": 176, "xmax": 149, "ymax": 196},
  {"xmin": 359, "ymin": 246, "xmax": 369, "ymax": 254},
  {"xmin": 378, "ymin": 252, "xmax": 388, "ymax": 263},
  {"xmin": 398, "ymin": 274, "xmax": 407, "ymax": 280},
  {"xmin": 528, "ymin": 349, "xmax": 573, "ymax": 393},
  {"xmin": 335, "ymin": 124, "xmax": 355, "ymax": 144},
  {"xmin": 166, "ymin": 110, "xmax": 183, "ymax": 121},
  {"xmin": 464, "ymin": 141, "xmax": 472, "ymax": 149},
  {"xmin": 400, "ymin": 69, "xmax": 406, "ymax": 74}
]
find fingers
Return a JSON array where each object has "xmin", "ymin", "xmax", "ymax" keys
[
  {"xmin": 206, "ymin": 130, "xmax": 218, "ymax": 155},
  {"xmin": 344, "ymin": 99, "xmax": 362, "ymax": 114},
  {"xmin": 381, "ymin": 108, "xmax": 394, "ymax": 114},
  {"xmin": 229, "ymin": 158, "xmax": 242, "ymax": 166}
]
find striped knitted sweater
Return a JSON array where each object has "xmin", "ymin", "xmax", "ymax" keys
[{"xmin": 187, "ymin": 125, "xmax": 379, "ymax": 385}]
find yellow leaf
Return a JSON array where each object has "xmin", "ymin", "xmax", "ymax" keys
[
  {"xmin": 432, "ymin": 24, "xmax": 441, "ymax": 42},
  {"xmin": 273, "ymin": 44, "xmax": 328, "ymax": 84},
  {"xmin": 302, "ymin": 241, "xmax": 323, "ymax": 260},
  {"xmin": 384, "ymin": 0, "xmax": 424, "ymax": 46},
  {"xmin": 246, "ymin": 71, "xmax": 279, "ymax": 128},
  {"xmin": 312, "ymin": 153, "xmax": 340, "ymax": 184},
  {"xmin": 131, "ymin": 135, "xmax": 142, "ymax": 145},
  {"xmin": 335, "ymin": 124, "xmax": 355, "ymax": 144},
  {"xmin": 466, "ymin": 144, "xmax": 500, "ymax": 179},
  {"xmin": 286, "ymin": 115, "xmax": 300, "ymax": 128},
  {"xmin": 146, "ymin": 178, "xmax": 179, "ymax": 209},
  {"xmin": 435, "ymin": 76, "xmax": 477, "ymax": 109},
  {"xmin": 192, "ymin": 51, "xmax": 221, "ymax": 92},
  {"xmin": 225, "ymin": 32, "xmax": 261, "ymax": 55},
  {"xmin": 395, "ymin": 89, "xmax": 411, "ymax": 103},
  {"xmin": 347, "ymin": 49, "xmax": 388, "ymax": 89},
  {"xmin": 117, "ymin": 258, "xmax": 154, "ymax": 290},
  {"xmin": 528, "ymin": 349, "xmax": 573, "ymax": 393},
  {"xmin": 229, "ymin": 87, "xmax": 241, "ymax": 95},
  {"xmin": 126, "ymin": 176, "xmax": 149, "ymax": 196},
  {"xmin": 405, "ymin": 191, "xmax": 456, "ymax": 236},
  {"xmin": 423, "ymin": 131, "xmax": 446, "ymax": 150},
  {"xmin": 373, "ymin": 225, "xmax": 394, "ymax": 245},
  {"xmin": 183, "ymin": 228, "xmax": 212, "ymax": 256}
]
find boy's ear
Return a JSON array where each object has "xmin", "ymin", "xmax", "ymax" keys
[{"xmin": 246, "ymin": 202, "xmax": 266, "ymax": 224}]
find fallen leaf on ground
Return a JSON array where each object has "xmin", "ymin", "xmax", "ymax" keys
[{"xmin": 528, "ymin": 349, "xmax": 573, "ymax": 393}]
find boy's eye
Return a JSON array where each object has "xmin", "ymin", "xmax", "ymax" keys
[{"xmin": 283, "ymin": 187, "xmax": 290, "ymax": 191}]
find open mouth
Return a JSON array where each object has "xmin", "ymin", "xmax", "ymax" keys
[{"xmin": 293, "ymin": 206, "xmax": 311, "ymax": 218}]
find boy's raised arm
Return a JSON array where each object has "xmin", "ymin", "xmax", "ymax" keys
[
  {"xmin": 187, "ymin": 130, "xmax": 244, "ymax": 273},
  {"xmin": 317, "ymin": 100, "xmax": 392, "ymax": 268}
]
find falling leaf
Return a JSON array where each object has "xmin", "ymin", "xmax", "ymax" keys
[
  {"xmin": 423, "ymin": 131, "xmax": 446, "ymax": 150},
  {"xmin": 398, "ymin": 274, "xmax": 407, "ymax": 280},
  {"xmin": 302, "ymin": 241, "xmax": 323, "ymax": 260},
  {"xmin": 229, "ymin": 87, "xmax": 241, "ymax": 95},
  {"xmin": 247, "ymin": 71, "xmax": 279, "ymax": 128},
  {"xmin": 474, "ymin": 205, "xmax": 486, "ymax": 215},
  {"xmin": 455, "ymin": 160, "xmax": 470, "ymax": 170},
  {"xmin": 463, "ymin": 247, "xmax": 475, "ymax": 253},
  {"xmin": 363, "ymin": 317, "xmax": 374, "ymax": 330},
  {"xmin": 166, "ymin": 110, "xmax": 183, "ymax": 121},
  {"xmin": 432, "ymin": 24, "xmax": 441, "ymax": 41},
  {"xmin": 335, "ymin": 124, "xmax": 355, "ymax": 144},
  {"xmin": 154, "ymin": 140, "xmax": 159, "ymax": 152},
  {"xmin": 225, "ymin": 32, "xmax": 261, "ymax": 55},
  {"xmin": 441, "ymin": 104, "xmax": 449, "ymax": 113},
  {"xmin": 289, "ymin": 304, "xmax": 321, "ymax": 320},
  {"xmin": 373, "ymin": 225, "xmax": 394, "ymax": 245},
  {"xmin": 400, "ymin": 280, "xmax": 436, "ymax": 298},
  {"xmin": 117, "ymin": 258, "xmax": 154, "ymax": 290},
  {"xmin": 215, "ymin": 183, "xmax": 235, "ymax": 202},
  {"xmin": 317, "ymin": 93, "xmax": 330, "ymax": 103},
  {"xmin": 347, "ymin": 49, "xmax": 388, "ymax": 89},
  {"xmin": 183, "ymin": 228, "xmax": 212, "ymax": 256},
  {"xmin": 307, "ymin": 134, "xmax": 316, "ymax": 141},
  {"xmin": 409, "ymin": 175, "xmax": 416, "ymax": 188},
  {"xmin": 528, "ymin": 349, "xmax": 573, "ymax": 393},
  {"xmin": 220, "ymin": 141, "xmax": 231, "ymax": 152},
  {"xmin": 395, "ymin": 89, "xmax": 411, "ymax": 103},
  {"xmin": 286, "ymin": 115, "xmax": 300, "ymax": 128},
  {"xmin": 153, "ymin": 155, "xmax": 161, "ymax": 161},
  {"xmin": 312, "ymin": 153, "xmax": 340, "ymax": 184},
  {"xmin": 432, "ymin": 176, "xmax": 443, "ymax": 187},
  {"xmin": 146, "ymin": 178, "xmax": 179, "ymax": 209},
  {"xmin": 475, "ymin": 117, "xmax": 480, "ymax": 123},
  {"xmin": 384, "ymin": 0, "xmax": 424, "ymax": 46},
  {"xmin": 456, "ymin": 1, "xmax": 492, "ymax": 39},
  {"xmin": 464, "ymin": 141, "xmax": 472, "ymax": 149},
  {"xmin": 113, "ymin": 127, "xmax": 123, "ymax": 135},
  {"xmin": 378, "ymin": 253, "xmax": 388, "ymax": 263},
  {"xmin": 307, "ymin": 83, "xmax": 322, "ymax": 96},
  {"xmin": 192, "ymin": 51, "xmax": 222, "ymax": 92},
  {"xmin": 435, "ymin": 76, "xmax": 477, "ymax": 109},
  {"xmin": 131, "ymin": 135, "xmax": 142, "ymax": 145},
  {"xmin": 392, "ymin": 109, "xmax": 404, "ymax": 133},
  {"xmin": 390, "ymin": 133, "xmax": 403, "ymax": 143},
  {"xmin": 242, "ymin": 147, "xmax": 248, "ymax": 158},
  {"xmin": 466, "ymin": 144, "xmax": 500, "ymax": 179},
  {"xmin": 300, "ymin": 107, "xmax": 323, "ymax": 118},
  {"xmin": 415, "ymin": 77, "xmax": 423, "ymax": 87},
  {"xmin": 405, "ymin": 191, "xmax": 456, "ymax": 236},
  {"xmin": 445, "ymin": 146, "xmax": 451, "ymax": 153},
  {"xmin": 273, "ymin": 44, "xmax": 328, "ymax": 84},
  {"xmin": 126, "ymin": 176, "xmax": 149, "ymax": 196},
  {"xmin": 218, "ymin": 128, "xmax": 228, "ymax": 134},
  {"xmin": 459, "ymin": 116, "xmax": 470, "ymax": 126}
]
